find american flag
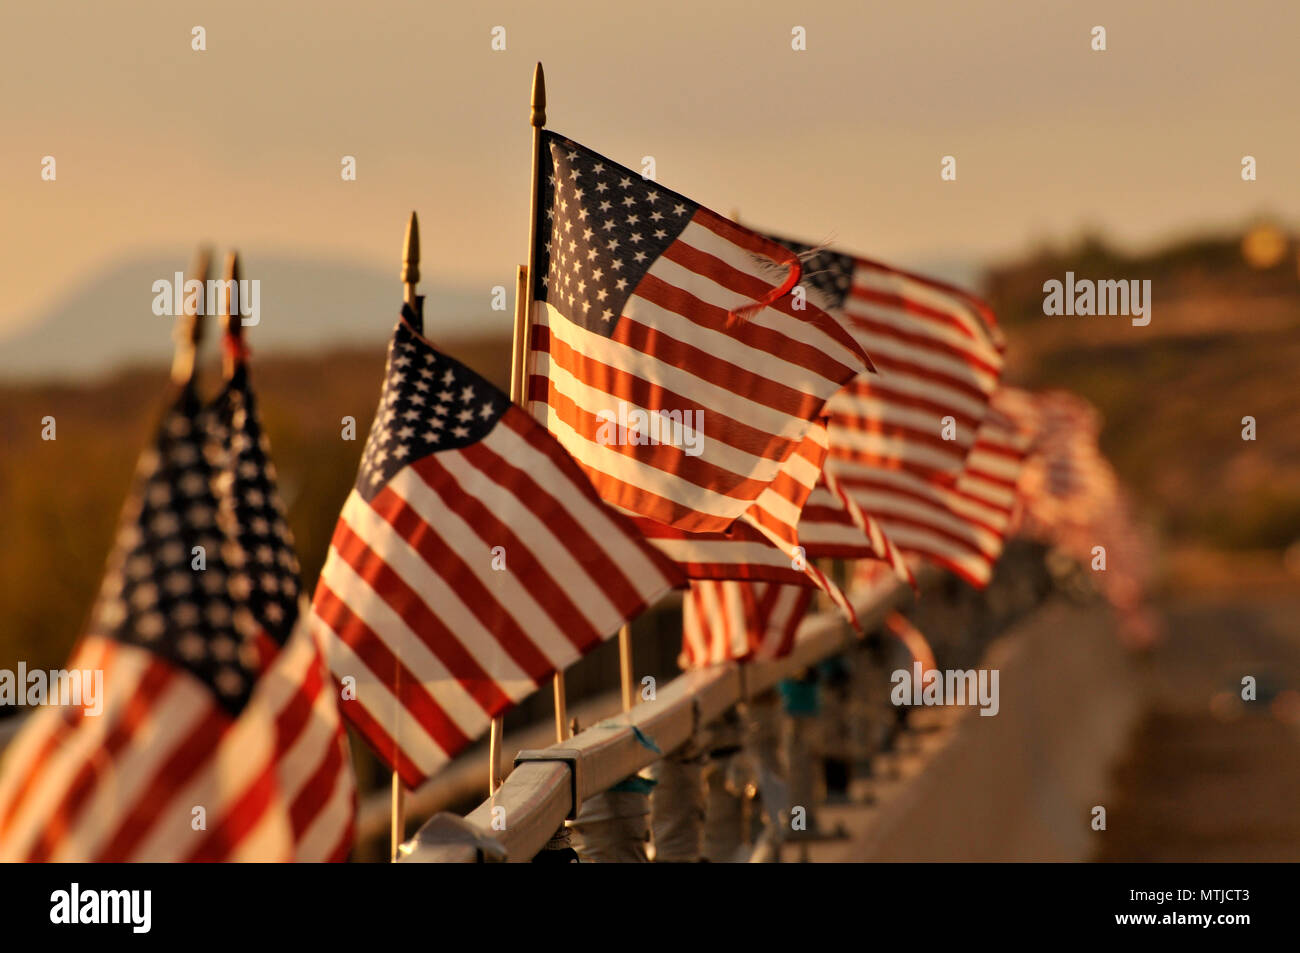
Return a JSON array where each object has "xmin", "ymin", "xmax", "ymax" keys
[
  {"xmin": 308, "ymin": 311, "xmax": 685, "ymax": 788},
  {"xmin": 1016, "ymin": 391, "xmax": 1113, "ymax": 531},
  {"xmin": 209, "ymin": 360, "xmax": 356, "ymax": 861},
  {"xmin": 755, "ymin": 238, "xmax": 1021, "ymax": 586},
  {"xmin": 832, "ymin": 392, "xmax": 1033, "ymax": 587},
  {"xmin": 681, "ymin": 580, "xmax": 813, "ymax": 668},
  {"xmin": 633, "ymin": 419, "xmax": 910, "ymax": 616},
  {"xmin": 526, "ymin": 133, "xmax": 875, "ymax": 535},
  {"xmin": 0, "ymin": 380, "xmax": 355, "ymax": 862},
  {"xmin": 733, "ymin": 416, "xmax": 912, "ymax": 584},
  {"xmin": 769, "ymin": 237, "xmax": 1005, "ymax": 478},
  {"xmin": 796, "ymin": 469, "xmax": 914, "ymax": 584},
  {"xmin": 1004, "ymin": 391, "xmax": 1159, "ymax": 647},
  {"xmin": 624, "ymin": 421, "xmax": 909, "ymax": 639}
]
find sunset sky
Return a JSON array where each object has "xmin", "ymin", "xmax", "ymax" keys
[{"xmin": 2, "ymin": 0, "xmax": 1297, "ymax": 343}]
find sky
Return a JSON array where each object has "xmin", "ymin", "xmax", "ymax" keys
[{"xmin": 2, "ymin": 0, "xmax": 1297, "ymax": 343}]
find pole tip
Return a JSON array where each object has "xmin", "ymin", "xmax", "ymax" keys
[
  {"xmin": 188, "ymin": 246, "xmax": 212, "ymax": 305},
  {"xmin": 530, "ymin": 62, "xmax": 546, "ymax": 127},
  {"xmin": 222, "ymin": 250, "xmax": 242, "ymax": 337},
  {"xmin": 401, "ymin": 211, "xmax": 420, "ymax": 286},
  {"xmin": 170, "ymin": 244, "xmax": 212, "ymax": 385}
]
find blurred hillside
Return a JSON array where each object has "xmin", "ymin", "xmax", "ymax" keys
[
  {"xmin": 984, "ymin": 223, "xmax": 1300, "ymax": 561},
  {"xmin": 0, "ymin": 254, "xmax": 499, "ymax": 383}
]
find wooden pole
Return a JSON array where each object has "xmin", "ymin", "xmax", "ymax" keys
[
  {"xmin": 506, "ymin": 62, "xmax": 568, "ymax": 748},
  {"xmin": 169, "ymin": 247, "xmax": 211, "ymax": 386},
  {"xmin": 619, "ymin": 625, "xmax": 634, "ymax": 712},
  {"xmin": 388, "ymin": 212, "xmax": 420, "ymax": 861},
  {"xmin": 219, "ymin": 251, "xmax": 242, "ymax": 381}
]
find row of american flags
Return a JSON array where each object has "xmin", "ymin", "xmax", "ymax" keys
[{"xmin": 0, "ymin": 130, "xmax": 1151, "ymax": 861}]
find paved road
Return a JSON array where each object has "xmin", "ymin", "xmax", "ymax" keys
[{"xmin": 1094, "ymin": 592, "xmax": 1300, "ymax": 862}]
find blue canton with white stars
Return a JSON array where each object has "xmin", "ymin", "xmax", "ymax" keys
[
  {"xmin": 355, "ymin": 309, "xmax": 507, "ymax": 502},
  {"xmin": 210, "ymin": 364, "xmax": 302, "ymax": 648},
  {"xmin": 90, "ymin": 384, "xmax": 263, "ymax": 715},
  {"xmin": 533, "ymin": 132, "xmax": 698, "ymax": 334}
]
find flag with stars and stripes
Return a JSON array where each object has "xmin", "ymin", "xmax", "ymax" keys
[
  {"xmin": 0, "ymin": 379, "xmax": 355, "ymax": 862},
  {"xmin": 307, "ymin": 309, "xmax": 686, "ymax": 788},
  {"xmin": 627, "ymin": 420, "xmax": 911, "ymax": 628},
  {"xmin": 831, "ymin": 390, "xmax": 1033, "ymax": 588},
  {"xmin": 794, "ymin": 470, "xmax": 915, "ymax": 584},
  {"xmin": 734, "ymin": 419, "xmax": 914, "ymax": 586},
  {"xmin": 526, "ymin": 133, "xmax": 875, "ymax": 536},
  {"xmin": 621, "ymin": 413, "xmax": 909, "ymax": 629},
  {"xmin": 1003, "ymin": 390, "xmax": 1158, "ymax": 645},
  {"xmin": 766, "ymin": 235, "xmax": 1004, "ymax": 479},
  {"xmin": 681, "ymin": 580, "xmax": 813, "ymax": 668},
  {"xmin": 208, "ymin": 357, "xmax": 356, "ymax": 861}
]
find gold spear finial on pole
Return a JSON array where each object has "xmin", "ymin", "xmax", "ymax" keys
[
  {"xmin": 530, "ymin": 61, "xmax": 546, "ymax": 128},
  {"xmin": 401, "ymin": 210, "xmax": 420, "ymax": 313},
  {"xmin": 220, "ymin": 251, "xmax": 242, "ymax": 380},
  {"xmin": 170, "ymin": 246, "xmax": 211, "ymax": 386}
]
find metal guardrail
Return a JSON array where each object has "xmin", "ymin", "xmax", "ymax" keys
[{"xmin": 400, "ymin": 572, "xmax": 920, "ymax": 862}]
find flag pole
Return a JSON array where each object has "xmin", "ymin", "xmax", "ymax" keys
[
  {"xmin": 618, "ymin": 624, "xmax": 634, "ymax": 712},
  {"xmin": 388, "ymin": 212, "xmax": 420, "ymax": 861},
  {"xmin": 170, "ymin": 246, "xmax": 211, "ymax": 386},
  {"xmin": 504, "ymin": 61, "xmax": 568, "ymax": 753},
  {"xmin": 219, "ymin": 251, "xmax": 243, "ymax": 381}
]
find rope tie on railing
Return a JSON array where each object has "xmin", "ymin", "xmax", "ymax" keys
[
  {"xmin": 780, "ymin": 676, "xmax": 823, "ymax": 838},
  {"xmin": 700, "ymin": 713, "xmax": 747, "ymax": 862},
  {"xmin": 649, "ymin": 742, "xmax": 706, "ymax": 862},
  {"xmin": 744, "ymin": 690, "xmax": 790, "ymax": 853},
  {"xmin": 531, "ymin": 825, "xmax": 579, "ymax": 863},
  {"xmin": 570, "ymin": 774, "xmax": 654, "ymax": 863},
  {"xmin": 817, "ymin": 656, "xmax": 854, "ymax": 803}
]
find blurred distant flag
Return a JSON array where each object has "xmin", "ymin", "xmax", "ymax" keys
[
  {"xmin": 832, "ymin": 392, "xmax": 1033, "ymax": 587},
  {"xmin": 308, "ymin": 310, "xmax": 685, "ymax": 788},
  {"xmin": 767, "ymin": 236, "xmax": 1005, "ymax": 477},
  {"xmin": 526, "ymin": 133, "xmax": 875, "ymax": 535},
  {"xmin": 1017, "ymin": 391, "xmax": 1114, "ymax": 531},
  {"xmin": 681, "ymin": 580, "xmax": 813, "ymax": 668},
  {"xmin": 750, "ymin": 236, "xmax": 1023, "ymax": 586},
  {"xmin": 0, "ymin": 377, "xmax": 355, "ymax": 862},
  {"xmin": 209, "ymin": 355, "xmax": 356, "ymax": 861},
  {"xmin": 1004, "ymin": 390, "xmax": 1159, "ymax": 648}
]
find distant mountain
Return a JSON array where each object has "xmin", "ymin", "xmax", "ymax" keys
[{"xmin": 0, "ymin": 253, "xmax": 508, "ymax": 382}]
